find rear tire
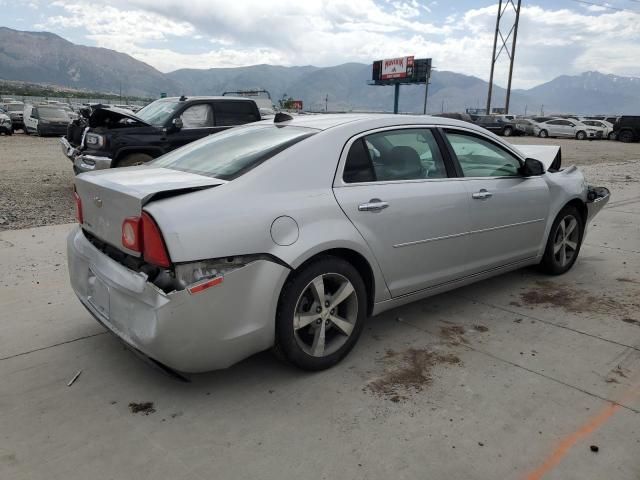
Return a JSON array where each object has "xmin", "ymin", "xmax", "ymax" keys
[
  {"xmin": 576, "ymin": 130, "xmax": 587, "ymax": 140},
  {"xmin": 618, "ymin": 130, "xmax": 634, "ymax": 143},
  {"xmin": 116, "ymin": 153, "xmax": 153, "ymax": 167},
  {"xmin": 538, "ymin": 129, "xmax": 548, "ymax": 138},
  {"xmin": 274, "ymin": 256, "xmax": 367, "ymax": 371},
  {"xmin": 503, "ymin": 126, "xmax": 513, "ymax": 137},
  {"xmin": 539, "ymin": 206, "xmax": 584, "ymax": 275}
]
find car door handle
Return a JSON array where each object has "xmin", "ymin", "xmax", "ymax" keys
[
  {"xmin": 358, "ymin": 199, "xmax": 389, "ymax": 212},
  {"xmin": 472, "ymin": 189, "xmax": 493, "ymax": 200}
]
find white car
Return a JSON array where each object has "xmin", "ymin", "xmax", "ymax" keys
[
  {"xmin": 534, "ymin": 119, "xmax": 602, "ymax": 140},
  {"xmin": 581, "ymin": 120, "xmax": 615, "ymax": 140}
]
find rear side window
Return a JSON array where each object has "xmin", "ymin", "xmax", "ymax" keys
[
  {"xmin": 344, "ymin": 139, "xmax": 375, "ymax": 183},
  {"xmin": 215, "ymin": 101, "xmax": 259, "ymax": 126},
  {"xmin": 151, "ymin": 125, "xmax": 315, "ymax": 180},
  {"xmin": 343, "ymin": 129, "xmax": 447, "ymax": 183}
]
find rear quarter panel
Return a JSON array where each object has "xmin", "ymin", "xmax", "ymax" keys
[{"xmin": 144, "ymin": 127, "xmax": 393, "ymax": 303}]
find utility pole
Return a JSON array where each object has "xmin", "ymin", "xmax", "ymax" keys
[
  {"xmin": 422, "ymin": 78, "xmax": 430, "ymax": 114},
  {"xmin": 486, "ymin": 0, "xmax": 522, "ymax": 115},
  {"xmin": 325, "ymin": 94, "xmax": 328, "ymax": 112}
]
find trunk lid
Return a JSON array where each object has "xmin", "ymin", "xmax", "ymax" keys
[{"xmin": 75, "ymin": 167, "xmax": 225, "ymax": 255}]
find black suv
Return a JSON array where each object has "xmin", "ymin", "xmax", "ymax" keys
[
  {"xmin": 61, "ymin": 96, "xmax": 261, "ymax": 173},
  {"xmin": 613, "ymin": 116, "xmax": 640, "ymax": 143},
  {"xmin": 474, "ymin": 115, "xmax": 525, "ymax": 137}
]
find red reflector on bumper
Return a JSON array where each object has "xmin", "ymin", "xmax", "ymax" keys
[{"xmin": 188, "ymin": 276, "xmax": 224, "ymax": 295}]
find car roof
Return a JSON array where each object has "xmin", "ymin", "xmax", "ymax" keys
[
  {"xmin": 161, "ymin": 96, "xmax": 256, "ymax": 102},
  {"xmin": 255, "ymin": 113, "xmax": 480, "ymax": 132}
]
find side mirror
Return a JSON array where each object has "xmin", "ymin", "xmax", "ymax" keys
[
  {"xmin": 521, "ymin": 158, "xmax": 545, "ymax": 176},
  {"xmin": 171, "ymin": 117, "xmax": 183, "ymax": 131}
]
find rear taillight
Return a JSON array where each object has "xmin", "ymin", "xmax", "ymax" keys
[
  {"xmin": 141, "ymin": 212, "xmax": 171, "ymax": 267},
  {"xmin": 120, "ymin": 213, "xmax": 171, "ymax": 267},
  {"xmin": 73, "ymin": 190, "xmax": 83, "ymax": 224}
]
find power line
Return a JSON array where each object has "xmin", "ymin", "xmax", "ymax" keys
[{"xmin": 568, "ymin": 0, "xmax": 640, "ymax": 13}]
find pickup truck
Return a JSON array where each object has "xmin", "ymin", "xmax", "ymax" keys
[{"xmin": 60, "ymin": 96, "xmax": 261, "ymax": 174}]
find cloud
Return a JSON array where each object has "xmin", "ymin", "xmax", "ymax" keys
[{"xmin": 34, "ymin": 0, "xmax": 640, "ymax": 88}]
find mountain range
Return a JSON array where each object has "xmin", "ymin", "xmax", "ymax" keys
[{"xmin": 1, "ymin": 27, "xmax": 639, "ymax": 114}]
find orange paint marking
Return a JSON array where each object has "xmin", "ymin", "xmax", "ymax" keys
[
  {"xmin": 525, "ymin": 380, "xmax": 639, "ymax": 480},
  {"xmin": 525, "ymin": 402, "xmax": 621, "ymax": 480}
]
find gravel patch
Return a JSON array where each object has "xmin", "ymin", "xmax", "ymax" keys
[{"xmin": 0, "ymin": 134, "xmax": 75, "ymax": 231}]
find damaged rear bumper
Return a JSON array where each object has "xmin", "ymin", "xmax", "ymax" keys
[{"xmin": 67, "ymin": 226, "xmax": 290, "ymax": 373}]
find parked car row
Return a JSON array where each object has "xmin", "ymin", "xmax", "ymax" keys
[{"xmin": 463, "ymin": 112, "xmax": 640, "ymax": 142}]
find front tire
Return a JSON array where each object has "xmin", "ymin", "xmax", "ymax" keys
[
  {"xmin": 538, "ymin": 129, "xmax": 548, "ymax": 138},
  {"xmin": 576, "ymin": 130, "xmax": 587, "ymax": 140},
  {"xmin": 274, "ymin": 256, "xmax": 367, "ymax": 370},
  {"xmin": 503, "ymin": 126, "xmax": 513, "ymax": 137},
  {"xmin": 540, "ymin": 206, "xmax": 584, "ymax": 275}
]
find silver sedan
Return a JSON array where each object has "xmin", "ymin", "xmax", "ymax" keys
[{"xmin": 67, "ymin": 114, "xmax": 610, "ymax": 373}]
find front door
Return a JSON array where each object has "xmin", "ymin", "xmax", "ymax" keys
[
  {"xmin": 333, "ymin": 128, "xmax": 472, "ymax": 297},
  {"xmin": 443, "ymin": 129, "xmax": 550, "ymax": 273},
  {"xmin": 167, "ymin": 102, "xmax": 217, "ymax": 151}
]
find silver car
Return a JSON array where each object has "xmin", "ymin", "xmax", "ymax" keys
[
  {"xmin": 67, "ymin": 114, "xmax": 610, "ymax": 373},
  {"xmin": 534, "ymin": 118, "xmax": 602, "ymax": 140}
]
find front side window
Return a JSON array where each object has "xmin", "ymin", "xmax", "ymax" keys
[
  {"xmin": 215, "ymin": 102, "xmax": 259, "ymax": 126},
  {"xmin": 445, "ymin": 130, "xmax": 521, "ymax": 178},
  {"xmin": 151, "ymin": 125, "xmax": 315, "ymax": 180},
  {"xmin": 180, "ymin": 104, "xmax": 213, "ymax": 128}
]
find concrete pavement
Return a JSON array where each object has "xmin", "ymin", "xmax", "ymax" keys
[{"xmin": 1, "ymin": 193, "xmax": 639, "ymax": 480}]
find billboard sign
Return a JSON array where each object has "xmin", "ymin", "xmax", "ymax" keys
[{"xmin": 380, "ymin": 56, "xmax": 414, "ymax": 80}]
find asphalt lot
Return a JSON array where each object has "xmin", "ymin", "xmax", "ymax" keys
[{"xmin": 0, "ymin": 132, "xmax": 639, "ymax": 479}]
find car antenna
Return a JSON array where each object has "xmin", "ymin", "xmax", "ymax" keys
[{"xmin": 274, "ymin": 112, "xmax": 293, "ymax": 123}]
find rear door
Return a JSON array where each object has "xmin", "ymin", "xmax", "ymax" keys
[
  {"xmin": 544, "ymin": 120, "xmax": 564, "ymax": 137},
  {"xmin": 214, "ymin": 101, "xmax": 260, "ymax": 129},
  {"xmin": 333, "ymin": 127, "xmax": 472, "ymax": 297},
  {"xmin": 442, "ymin": 128, "xmax": 549, "ymax": 272}
]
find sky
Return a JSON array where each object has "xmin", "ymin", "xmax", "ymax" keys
[{"xmin": 2, "ymin": 0, "xmax": 640, "ymax": 88}]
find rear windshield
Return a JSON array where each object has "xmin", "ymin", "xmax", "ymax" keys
[
  {"xmin": 7, "ymin": 104, "xmax": 23, "ymax": 111},
  {"xmin": 151, "ymin": 125, "xmax": 316, "ymax": 180}
]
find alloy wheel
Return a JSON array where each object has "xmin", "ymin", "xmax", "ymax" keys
[
  {"xmin": 553, "ymin": 215, "xmax": 580, "ymax": 267},
  {"xmin": 293, "ymin": 273, "xmax": 358, "ymax": 357}
]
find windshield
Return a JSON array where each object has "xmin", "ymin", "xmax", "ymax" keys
[
  {"xmin": 152, "ymin": 125, "xmax": 316, "ymax": 180},
  {"xmin": 135, "ymin": 99, "xmax": 179, "ymax": 126},
  {"xmin": 7, "ymin": 104, "xmax": 23, "ymax": 111},
  {"xmin": 38, "ymin": 107, "xmax": 70, "ymax": 120}
]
